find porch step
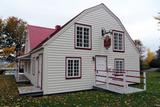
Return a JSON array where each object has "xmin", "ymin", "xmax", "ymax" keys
[
  {"xmin": 18, "ymin": 86, "xmax": 43, "ymax": 96},
  {"xmin": 19, "ymin": 91, "xmax": 43, "ymax": 96},
  {"xmin": 93, "ymin": 84, "xmax": 144, "ymax": 94}
]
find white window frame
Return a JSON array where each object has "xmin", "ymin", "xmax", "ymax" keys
[
  {"xmin": 75, "ymin": 23, "xmax": 91, "ymax": 49},
  {"xmin": 113, "ymin": 30, "xmax": 124, "ymax": 52},
  {"xmin": 66, "ymin": 57, "xmax": 81, "ymax": 79},
  {"xmin": 114, "ymin": 59, "xmax": 124, "ymax": 71}
]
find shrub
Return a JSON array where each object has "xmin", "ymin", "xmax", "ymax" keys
[{"xmin": 149, "ymin": 59, "xmax": 160, "ymax": 68}]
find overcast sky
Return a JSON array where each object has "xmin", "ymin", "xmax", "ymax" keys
[{"xmin": 1, "ymin": 0, "xmax": 160, "ymax": 52}]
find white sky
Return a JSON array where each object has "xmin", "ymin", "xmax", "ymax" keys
[{"xmin": 0, "ymin": 0, "xmax": 160, "ymax": 52}]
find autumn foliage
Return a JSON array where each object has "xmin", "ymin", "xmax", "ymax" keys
[
  {"xmin": 3, "ymin": 46, "xmax": 15, "ymax": 56},
  {"xmin": 0, "ymin": 16, "xmax": 27, "ymax": 61},
  {"xmin": 143, "ymin": 49, "xmax": 155, "ymax": 67}
]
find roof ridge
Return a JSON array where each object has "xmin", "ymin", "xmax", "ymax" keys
[
  {"xmin": 30, "ymin": 3, "xmax": 109, "ymax": 52},
  {"xmin": 28, "ymin": 24, "xmax": 55, "ymax": 30},
  {"xmin": 31, "ymin": 4, "xmax": 103, "ymax": 51}
]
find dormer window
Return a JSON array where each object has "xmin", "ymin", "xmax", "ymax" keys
[
  {"xmin": 113, "ymin": 30, "xmax": 124, "ymax": 52},
  {"xmin": 75, "ymin": 23, "xmax": 91, "ymax": 50}
]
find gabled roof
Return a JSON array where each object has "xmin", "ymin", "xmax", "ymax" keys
[
  {"xmin": 27, "ymin": 25, "xmax": 55, "ymax": 50},
  {"xmin": 31, "ymin": 3, "xmax": 139, "ymax": 54}
]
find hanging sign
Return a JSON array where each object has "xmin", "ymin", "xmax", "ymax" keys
[{"xmin": 104, "ymin": 35, "xmax": 111, "ymax": 49}]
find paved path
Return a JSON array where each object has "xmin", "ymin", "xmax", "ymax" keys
[{"xmin": 142, "ymin": 68, "xmax": 159, "ymax": 72}]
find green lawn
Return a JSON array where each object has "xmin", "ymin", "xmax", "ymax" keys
[{"xmin": 0, "ymin": 71, "xmax": 160, "ymax": 107}]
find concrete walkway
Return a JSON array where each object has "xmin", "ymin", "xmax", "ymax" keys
[{"xmin": 142, "ymin": 68, "xmax": 159, "ymax": 72}]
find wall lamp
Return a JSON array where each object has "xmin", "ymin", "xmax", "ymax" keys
[{"xmin": 101, "ymin": 28, "xmax": 112, "ymax": 37}]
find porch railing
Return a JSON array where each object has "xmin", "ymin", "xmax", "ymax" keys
[{"xmin": 95, "ymin": 69, "xmax": 146, "ymax": 91}]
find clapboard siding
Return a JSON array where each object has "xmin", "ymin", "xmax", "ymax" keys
[{"xmin": 42, "ymin": 5, "xmax": 139, "ymax": 94}]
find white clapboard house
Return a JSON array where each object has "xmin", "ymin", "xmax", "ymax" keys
[{"xmin": 17, "ymin": 3, "xmax": 146, "ymax": 95}]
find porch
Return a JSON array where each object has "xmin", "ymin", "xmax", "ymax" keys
[
  {"xmin": 16, "ymin": 53, "xmax": 43, "ymax": 96},
  {"xmin": 16, "ymin": 53, "xmax": 31, "ymax": 83},
  {"xmin": 94, "ymin": 84, "xmax": 144, "ymax": 94},
  {"xmin": 94, "ymin": 69, "xmax": 146, "ymax": 94},
  {"xmin": 15, "ymin": 74, "xmax": 43, "ymax": 96}
]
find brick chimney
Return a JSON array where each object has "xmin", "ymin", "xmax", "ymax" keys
[{"xmin": 55, "ymin": 25, "xmax": 61, "ymax": 31}]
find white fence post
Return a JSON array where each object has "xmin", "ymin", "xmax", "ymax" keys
[
  {"xmin": 106, "ymin": 69, "xmax": 109, "ymax": 88},
  {"xmin": 95, "ymin": 70, "xmax": 97, "ymax": 86},
  {"xmin": 123, "ymin": 70, "xmax": 128, "ymax": 94}
]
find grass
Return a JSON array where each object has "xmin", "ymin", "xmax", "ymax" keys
[{"xmin": 0, "ymin": 71, "xmax": 160, "ymax": 107}]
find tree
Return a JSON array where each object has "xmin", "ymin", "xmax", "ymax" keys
[
  {"xmin": 0, "ymin": 19, "xmax": 3, "ymax": 35},
  {"xmin": 4, "ymin": 17, "xmax": 27, "ymax": 55},
  {"xmin": 155, "ymin": 13, "xmax": 160, "ymax": 23},
  {"xmin": 2, "ymin": 46, "xmax": 16, "ymax": 61},
  {"xmin": 0, "ymin": 16, "xmax": 27, "ymax": 61},
  {"xmin": 134, "ymin": 39, "xmax": 145, "ymax": 57},
  {"xmin": 0, "ymin": 18, "xmax": 4, "ymax": 48},
  {"xmin": 156, "ymin": 47, "xmax": 160, "ymax": 59},
  {"xmin": 150, "ymin": 59, "xmax": 160, "ymax": 68},
  {"xmin": 144, "ymin": 49, "xmax": 156, "ymax": 66},
  {"xmin": 134, "ymin": 39, "xmax": 145, "ymax": 69}
]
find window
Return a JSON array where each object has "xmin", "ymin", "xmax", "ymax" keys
[
  {"xmin": 75, "ymin": 23, "xmax": 91, "ymax": 49},
  {"xmin": 114, "ymin": 59, "xmax": 124, "ymax": 71},
  {"xmin": 32, "ymin": 57, "xmax": 35, "ymax": 76},
  {"xmin": 66, "ymin": 57, "xmax": 81, "ymax": 79},
  {"xmin": 113, "ymin": 30, "xmax": 124, "ymax": 52}
]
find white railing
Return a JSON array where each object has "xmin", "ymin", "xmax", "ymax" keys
[{"xmin": 95, "ymin": 69, "xmax": 146, "ymax": 91}]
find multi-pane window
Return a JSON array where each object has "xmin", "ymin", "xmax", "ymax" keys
[
  {"xmin": 75, "ymin": 24, "xmax": 91, "ymax": 49},
  {"xmin": 66, "ymin": 57, "xmax": 81, "ymax": 79},
  {"xmin": 115, "ymin": 59, "xmax": 124, "ymax": 71},
  {"xmin": 113, "ymin": 31, "xmax": 124, "ymax": 51}
]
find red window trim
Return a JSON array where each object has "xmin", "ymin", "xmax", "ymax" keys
[
  {"xmin": 74, "ymin": 23, "xmax": 92, "ymax": 50},
  {"xmin": 114, "ymin": 58, "xmax": 125, "ymax": 70},
  {"xmin": 65, "ymin": 57, "xmax": 82, "ymax": 79},
  {"xmin": 112, "ymin": 30, "xmax": 125, "ymax": 53}
]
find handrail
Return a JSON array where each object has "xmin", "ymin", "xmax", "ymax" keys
[
  {"xmin": 126, "ymin": 75, "xmax": 145, "ymax": 79},
  {"xmin": 111, "ymin": 69, "xmax": 141, "ymax": 72},
  {"xmin": 109, "ymin": 77, "xmax": 123, "ymax": 81},
  {"xmin": 96, "ymin": 69, "xmax": 145, "ymax": 72},
  {"xmin": 96, "ymin": 75, "xmax": 106, "ymax": 78},
  {"xmin": 96, "ymin": 80, "xmax": 106, "ymax": 84},
  {"xmin": 96, "ymin": 69, "xmax": 146, "ymax": 91}
]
